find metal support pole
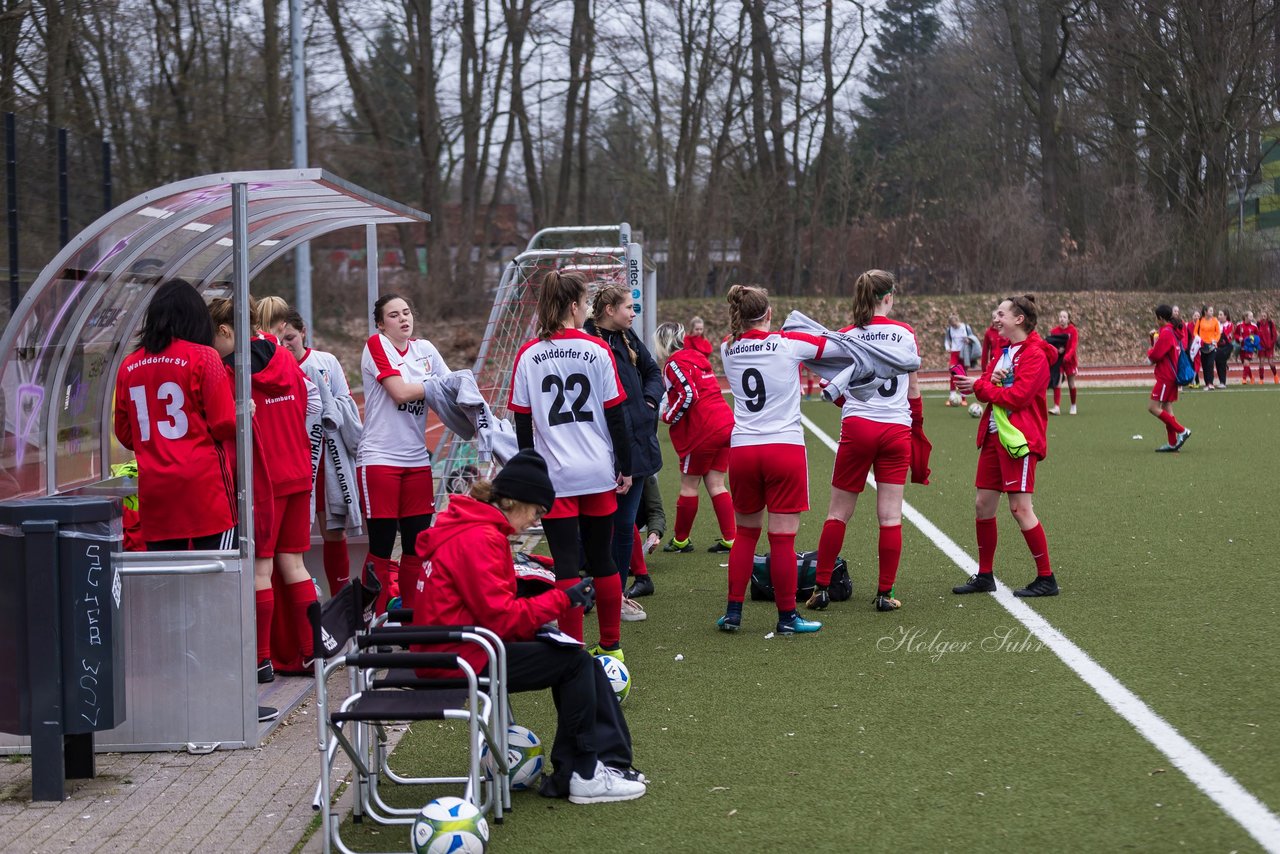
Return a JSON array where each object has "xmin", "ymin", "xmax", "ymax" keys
[
  {"xmin": 366, "ymin": 223, "xmax": 378, "ymax": 337},
  {"xmin": 291, "ymin": 0, "xmax": 312, "ymax": 331},
  {"xmin": 24, "ymin": 519, "xmax": 65, "ymax": 801},
  {"xmin": 230, "ymin": 183, "xmax": 258, "ymax": 741},
  {"xmin": 101, "ymin": 140, "xmax": 111, "ymax": 213},
  {"xmin": 7, "ymin": 112, "xmax": 18, "ymax": 317},
  {"xmin": 57, "ymin": 128, "xmax": 68, "ymax": 247},
  {"xmin": 1238, "ymin": 171, "xmax": 1246, "ymax": 252}
]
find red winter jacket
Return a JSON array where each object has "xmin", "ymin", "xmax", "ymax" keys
[
  {"xmin": 684, "ymin": 334, "xmax": 713, "ymax": 357},
  {"xmin": 1147, "ymin": 323, "xmax": 1181, "ymax": 387},
  {"xmin": 661, "ymin": 343, "xmax": 734, "ymax": 458},
  {"xmin": 251, "ymin": 342, "xmax": 313, "ymax": 496},
  {"xmin": 972, "ymin": 331, "xmax": 1051, "ymax": 461},
  {"xmin": 412, "ymin": 495, "xmax": 569, "ymax": 675}
]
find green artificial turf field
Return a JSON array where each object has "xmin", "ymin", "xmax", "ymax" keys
[{"xmin": 332, "ymin": 384, "xmax": 1279, "ymax": 853}]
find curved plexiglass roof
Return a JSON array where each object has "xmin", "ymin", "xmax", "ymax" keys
[{"xmin": 0, "ymin": 169, "xmax": 429, "ymax": 498}]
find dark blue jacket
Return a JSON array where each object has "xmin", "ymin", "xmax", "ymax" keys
[{"xmin": 584, "ymin": 319, "xmax": 664, "ymax": 480}]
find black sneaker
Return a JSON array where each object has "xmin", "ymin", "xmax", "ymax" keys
[
  {"xmin": 1013, "ymin": 575, "xmax": 1059, "ymax": 597},
  {"xmin": 1174, "ymin": 428, "xmax": 1192, "ymax": 450},
  {"xmin": 257, "ymin": 658, "xmax": 275, "ymax": 684},
  {"xmin": 257, "ymin": 705, "xmax": 279, "ymax": 723},
  {"xmin": 952, "ymin": 573, "xmax": 996, "ymax": 594},
  {"xmin": 716, "ymin": 612, "xmax": 741, "ymax": 632},
  {"xmin": 625, "ymin": 574, "xmax": 655, "ymax": 599},
  {"xmin": 663, "ymin": 538, "xmax": 695, "ymax": 553},
  {"xmin": 805, "ymin": 585, "xmax": 830, "ymax": 611},
  {"xmin": 873, "ymin": 592, "xmax": 902, "ymax": 611},
  {"xmin": 707, "ymin": 539, "xmax": 734, "ymax": 553}
]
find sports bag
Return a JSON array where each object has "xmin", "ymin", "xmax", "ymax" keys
[
  {"xmin": 750, "ymin": 550, "xmax": 853, "ymax": 602},
  {"xmin": 1175, "ymin": 348, "xmax": 1196, "ymax": 386}
]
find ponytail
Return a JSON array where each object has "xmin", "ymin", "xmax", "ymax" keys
[
  {"xmin": 255, "ymin": 295, "xmax": 290, "ymax": 334},
  {"xmin": 851, "ymin": 269, "xmax": 895, "ymax": 328},
  {"xmin": 652, "ymin": 321, "xmax": 685, "ymax": 363},
  {"xmin": 727, "ymin": 284, "xmax": 770, "ymax": 340},
  {"xmin": 536, "ymin": 270, "xmax": 588, "ymax": 340}
]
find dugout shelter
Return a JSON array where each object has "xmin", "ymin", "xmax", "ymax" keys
[{"xmin": 0, "ymin": 169, "xmax": 429, "ymax": 751}]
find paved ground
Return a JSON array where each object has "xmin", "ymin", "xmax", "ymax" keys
[{"xmin": 0, "ymin": 671, "xmax": 377, "ymax": 854}]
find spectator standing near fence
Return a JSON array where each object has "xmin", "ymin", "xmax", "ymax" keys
[
  {"xmin": 1214, "ymin": 309, "xmax": 1234, "ymax": 387},
  {"xmin": 1195, "ymin": 306, "xmax": 1220, "ymax": 389}
]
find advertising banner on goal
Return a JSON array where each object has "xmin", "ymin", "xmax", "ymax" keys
[{"xmin": 626, "ymin": 242, "xmax": 643, "ymax": 316}]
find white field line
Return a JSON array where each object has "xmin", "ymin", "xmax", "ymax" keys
[{"xmin": 799, "ymin": 412, "xmax": 1280, "ymax": 852}]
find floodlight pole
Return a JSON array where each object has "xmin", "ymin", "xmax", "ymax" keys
[{"xmin": 291, "ymin": 0, "xmax": 312, "ymax": 332}]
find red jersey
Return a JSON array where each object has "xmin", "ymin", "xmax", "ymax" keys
[
  {"xmin": 1146, "ymin": 323, "xmax": 1181, "ymax": 387},
  {"xmin": 1049, "ymin": 324, "xmax": 1078, "ymax": 369},
  {"xmin": 114, "ymin": 339, "xmax": 237, "ymax": 542},
  {"xmin": 1258, "ymin": 319, "xmax": 1277, "ymax": 350},
  {"xmin": 1235, "ymin": 321, "xmax": 1259, "ymax": 345},
  {"xmin": 661, "ymin": 342, "xmax": 734, "ymax": 457},
  {"xmin": 971, "ymin": 332, "xmax": 1051, "ymax": 461},
  {"xmin": 251, "ymin": 342, "xmax": 313, "ymax": 497},
  {"xmin": 981, "ymin": 327, "xmax": 1005, "ymax": 369},
  {"xmin": 412, "ymin": 495, "xmax": 569, "ymax": 675}
]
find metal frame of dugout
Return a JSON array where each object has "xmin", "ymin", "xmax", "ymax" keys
[{"xmin": 0, "ymin": 169, "xmax": 429, "ymax": 752}]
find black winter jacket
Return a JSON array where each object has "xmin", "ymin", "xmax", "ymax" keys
[{"xmin": 584, "ymin": 319, "xmax": 664, "ymax": 479}]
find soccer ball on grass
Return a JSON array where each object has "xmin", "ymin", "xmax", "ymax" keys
[
  {"xmin": 412, "ymin": 796, "xmax": 488, "ymax": 853},
  {"xmin": 596, "ymin": 654, "xmax": 631, "ymax": 703},
  {"xmin": 968, "ymin": 402, "xmax": 983, "ymax": 417},
  {"xmin": 480, "ymin": 724, "xmax": 545, "ymax": 791},
  {"xmin": 948, "ymin": 390, "xmax": 962, "ymax": 406}
]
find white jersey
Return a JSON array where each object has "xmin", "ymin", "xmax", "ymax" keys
[
  {"xmin": 944, "ymin": 324, "xmax": 969, "ymax": 353},
  {"xmin": 509, "ymin": 329, "xmax": 625, "ymax": 497},
  {"xmin": 839, "ymin": 318, "xmax": 918, "ymax": 427},
  {"xmin": 358, "ymin": 334, "xmax": 450, "ymax": 467},
  {"xmin": 299, "ymin": 348, "xmax": 352, "ymax": 403},
  {"xmin": 721, "ymin": 329, "xmax": 826, "ymax": 447}
]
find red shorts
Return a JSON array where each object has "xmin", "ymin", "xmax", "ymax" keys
[
  {"xmin": 1240, "ymin": 351, "xmax": 1254, "ymax": 361},
  {"xmin": 680, "ymin": 444, "xmax": 730, "ymax": 477},
  {"xmin": 358, "ymin": 465, "xmax": 436, "ymax": 520},
  {"xmin": 832, "ymin": 417, "xmax": 910, "ymax": 493},
  {"xmin": 258, "ymin": 490, "xmax": 311, "ymax": 558},
  {"xmin": 974, "ymin": 431, "xmax": 1037, "ymax": 494},
  {"xmin": 1261, "ymin": 348, "xmax": 1275, "ymax": 360},
  {"xmin": 1061, "ymin": 360, "xmax": 1078, "ymax": 377},
  {"xmin": 728, "ymin": 443, "xmax": 809, "ymax": 514},
  {"xmin": 1150, "ymin": 381, "xmax": 1178, "ymax": 403},
  {"xmin": 545, "ymin": 489, "xmax": 617, "ymax": 520}
]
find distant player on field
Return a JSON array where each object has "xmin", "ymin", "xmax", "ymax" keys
[
  {"xmin": 953, "ymin": 295, "xmax": 1059, "ymax": 598},
  {"xmin": 1048, "ymin": 310, "xmax": 1079, "ymax": 415},
  {"xmin": 1146, "ymin": 304, "xmax": 1192, "ymax": 453},
  {"xmin": 1236, "ymin": 310, "xmax": 1261, "ymax": 384},
  {"xmin": 1257, "ymin": 310, "xmax": 1277, "ymax": 383},
  {"xmin": 717, "ymin": 285, "xmax": 826, "ymax": 635}
]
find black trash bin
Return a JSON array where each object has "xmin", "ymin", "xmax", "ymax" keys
[{"xmin": 0, "ymin": 495, "xmax": 125, "ymax": 801}]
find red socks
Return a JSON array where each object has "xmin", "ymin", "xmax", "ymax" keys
[
  {"xmin": 555, "ymin": 578, "xmax": 584, "ymax": 642},
  {"xmin": 1053, "ymin": 388, "xmax": 1061, "ymax": 406},
  {"xmin": 630, "ymin": 525, "xmax": 648, "ymax": 577},
  {"xmin": 283, "ymin": 578, "xmax": 318, "ymax": 657},
  {"xmin": 674, "ymin": 494, "xmax": 698, "ymax": 542},
  {"xmin": 594, "ymin": 573, "xmax": 623, "ymax": 648},
  {"xmin": 1021, "ymin": 522, "xmax": 1053, "ymax": 577},
  {"xmin": 767, "ymin": 531, "xmax": 798, "ymax": 612},
  {"xmin": 726, "ymin": 526, "xmax": 761, "ymax": 603},
  {"xmin": 878, "ymin": 524, "xmax": 903, "ymax": 593},
  {"xmin": 1069, "ymin": 387, "xmax": 1077, "ymax": 405},
  {"xmin": 322, "ymin": 539, "xmax": 350, "ymax": 595},
  {"xmin": 976, "ymin": 517, "xmax": 997, "ymax": 575},
  {"xmin": 710, "ymin": 492, "xmax": 737, "ymax": 542},
  {"xmin": 399, "ymin": 555, "xmax": 424, "ymax": 614},
  {"xmin": 1156, "ymin": 410, "xmax": 1185, "ymax": 436},
  {"xmin": 365, "ymin": 554, "xmax": 400, "ymax": 614},
  {"xmin": 815, "ymin": 518, "xmax": 846, "ymax": 586},
  {"xmin": 254, "ymin": 588, "xmax": 274, "ymax": 662}
]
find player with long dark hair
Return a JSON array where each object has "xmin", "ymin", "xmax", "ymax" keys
[
  {"xmin": 509, "ymin": 269, "xmax": 633, "ymax": 657},
  {"xmin": 953, "ymin": 295, "xmax": 1059, "ymax": 598},
  {"xmin": 1146, "ymin": 304, "xmax": 1192, "ymax": 453},
  {"xmin": 357, "ymin": 293, "xmax": 451, "ymax": 613},
  {"xmin": 717, "ymin": 285, "xmax": 827, "ymax": 634}
]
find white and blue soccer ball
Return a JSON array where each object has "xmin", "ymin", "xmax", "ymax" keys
[
  {"xmin": 480, "ymin": 723, "xmax": 545, "ymax": 791},
  {"xmin": 596, "ymin": 654, "xmax": 631, "ymax": 703},
  {"xmin": 411, "ymin": 796, "xmax": 489, "ymax": 854},
  {"xmin": 968, "ymin": 402, "xmax": 983, "ymax": 418}
]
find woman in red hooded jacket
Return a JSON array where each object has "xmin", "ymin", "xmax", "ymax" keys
[
  {"xmin": 1146, "ymin": 305, "xmax": 1192, "ymax": 453},
  {"xmin": 652, "ymin": 321, "xmax": 736, "ymax": 558},
  {"xmin": 412, "ymin": 449, "xmax": 646, "ymax": 804},
  {"xmin": 953, "ymin": 295, "xmax": 1059, "ymax": 598}
]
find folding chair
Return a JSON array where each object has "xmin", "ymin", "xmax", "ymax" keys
[{"xmin": 312, "ymin": 579, "xmax": 510, "ymax": 854}]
